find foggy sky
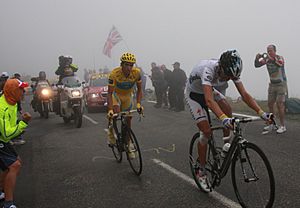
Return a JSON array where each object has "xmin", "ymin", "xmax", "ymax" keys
[{"xmin": 1, "ymin": 0, "xmax": 299, "ymax": 99}]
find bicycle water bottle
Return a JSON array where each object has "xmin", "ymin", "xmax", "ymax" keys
[{"xmin": 221, "ymin": 143, "xmax": 231, "ymax": 158}]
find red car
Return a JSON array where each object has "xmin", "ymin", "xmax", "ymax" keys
[{"xmin": 84, "ymin": 74, "xmax": 108, "ymax": 112}]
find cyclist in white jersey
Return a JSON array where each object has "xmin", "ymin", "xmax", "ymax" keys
[{"xmin": 185, "ymin": 50, "xmax": 272, "ymax": 192}]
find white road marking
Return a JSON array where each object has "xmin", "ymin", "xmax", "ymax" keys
[
  {"xmin": 83, "ymin": 115, "xmax": 99, "ymax": 124},
  {"xmin": 158, "ymin": 144, "xmax": 176, "ymax": 152},
  {"xmin": 152, "ymin": 158, "xmax": 241, "ymax": 208},
  {"xmin": 147, "ymin": 100, "xmax": 156, "ymax": 103}
]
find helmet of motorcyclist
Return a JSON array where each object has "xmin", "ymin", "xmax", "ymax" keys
[
  {"xmin": 120, "ymin": 52, "xmax": 136, "ymax": 64},
  {"xmin": 39, "ymin": 71, "xmax": 47, "ymax": 80},
  {"xmin": 0, "ymin": 72, "xmax": 9, "ymax": 80},
  {"xmin": 219, "ymin": 49, "xmax": 243, "ymax": 79},
  {"xmin": 13, "ymin": 73, "xmax": 21, "ymax": 80}
]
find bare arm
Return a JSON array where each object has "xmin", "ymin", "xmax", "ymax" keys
[
  {"xmin": 136, "ymin": 81, "xmax": 142, "ymax": 104},
  {"xmin": 203, "ymin": 85, "xmax": 226, "ymax": 119},
  {"xmin": 274, "ymin": 55, "xmax": 284, "ymax": 67},
  {"xmin": 234, "ymin": 82, "xmax": 263, "ymax": 114}
]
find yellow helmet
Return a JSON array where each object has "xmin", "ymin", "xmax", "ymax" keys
[{"xmin": 120, "ymin": 52, "xmax": 136, "ymax": 63}]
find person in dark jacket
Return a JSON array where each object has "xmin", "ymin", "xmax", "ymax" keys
[
  {"xmin": 55, "ymin": 55, "xmax": 78, "ymax": 84},
  {"xmin": 171, "ymin": 62, "xmax": 187, "ymax": 112},
  {"xmin": 150, "ymin": 62, "xmax": 165, "ymax": 108},
  {"xmin": 161, "ymin": 64, "xmax": 172, "ymax": 108}
]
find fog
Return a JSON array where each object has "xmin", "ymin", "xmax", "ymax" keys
[{"xmin": 1, "ymin": 0, "xmax": 299, "ymax": 99}]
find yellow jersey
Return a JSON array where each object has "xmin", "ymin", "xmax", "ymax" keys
[{"xmin": 108, "ymin": 67, "xmax": 141, "ymax": 95}]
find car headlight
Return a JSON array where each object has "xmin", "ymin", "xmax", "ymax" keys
[
  {"xmin": 71, "ymin": 90, "xmax": 81, "ymax": 97},
  {"xmin": 91, "ymin": 93, "xmax": 99, "ymax": 98},
  {"xmin": 41, "ymin": 89, "xmax": 50, "ymax": 96}
]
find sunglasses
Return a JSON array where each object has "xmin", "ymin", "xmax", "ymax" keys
[{"xmin": 123, "ymin": 62, "xmax": 134, "ymax": 67}]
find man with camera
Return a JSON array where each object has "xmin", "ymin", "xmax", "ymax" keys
[{"xmin": 255, "ymin": 44, "xmax": 288, "ymax": 134}]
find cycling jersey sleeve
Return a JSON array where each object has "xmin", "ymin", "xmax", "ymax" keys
[{"xmin": 201, "ymin": 67, "xmax": 214, "ymax": 86}]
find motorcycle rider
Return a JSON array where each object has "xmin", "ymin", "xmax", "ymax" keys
[
  {"xmin": 55, "ymin": 55, "xmax": 78, "ymax": 84},
  {"xmin": 31, "ymin": 71, "xmax": 51, "ymax": 112},
  {"xmin": 54, "ymin": 55, "xmax": 79, "ymax": 115},
  {"xmin": 0, "ymin": 72, "xmax": 9, "ymax": 96}
]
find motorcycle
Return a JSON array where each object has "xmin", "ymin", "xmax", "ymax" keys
[
  {"xmin": 31, "ymin": 78, "xmax": 53, "ymax": 119},
  {"xmin": 57, "ymin": 75, "xmax": 84, "ymax": 128}
]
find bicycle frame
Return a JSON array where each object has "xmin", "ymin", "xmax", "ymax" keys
[
  {"xmin": 111, "ymin": 110, "xmax": 140, "ymax": 148},
  {"xmin": 209, "ymin": 117, "xmax": 259, "ymax": 183},
  {"xmin": 111, "ymin": 111, "xmax": 135, "ymax": 151}
]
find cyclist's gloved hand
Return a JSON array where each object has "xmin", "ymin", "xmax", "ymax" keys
[
  {"xmin": 107, "ymin": 110, "xmax": 114, "ymax": 119},
  {"xmin": 219, "ymin": 114, "xmax": 233, "ymax": 129},
  {"xmin": 136, "ymin": 103, "xmax": 144, "ymax": 114},
  {"xmin": 258, "ymin": 110, "xmax": 272, "ymax": 121}
]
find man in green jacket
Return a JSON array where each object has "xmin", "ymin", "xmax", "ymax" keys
[{"xmin": 0, "ymin": 79, "xmax": 31, "ymax": 208}]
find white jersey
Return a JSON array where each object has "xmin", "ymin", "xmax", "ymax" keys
[{"xmin": 185, "ymin": 59, "xmax": 240, "ymax": 94}]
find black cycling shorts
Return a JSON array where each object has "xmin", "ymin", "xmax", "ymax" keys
[{"xmin": 0, "ymin": 141, "xmax": 18, "ymax": 171}]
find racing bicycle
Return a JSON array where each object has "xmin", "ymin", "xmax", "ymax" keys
[
  {"xmin": 189, "ymin": 116, "xmax": 275, "ymax": 208},
  {"xmin": 108, "ymin": 110, "xmax": 143, "ymax": 176}
]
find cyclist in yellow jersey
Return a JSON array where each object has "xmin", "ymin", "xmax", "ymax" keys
[{"xmin": 106, "ymin": 53, "xmax": 143, "ymax": 150}]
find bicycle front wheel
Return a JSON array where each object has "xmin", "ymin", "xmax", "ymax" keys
[
  {"xmin": 189, "ymin": 133, "xmax": 214, "ymax": 193},
  {"xmin": 110, "ymin": 128, "xmax": 122, "ymax": 163},
  {"xmin": 126, "ymin": 128, "xmax": 142, "ymax": 176},
  {"xmin": 231, "ymin": 142, "xmax": 275, "ymax": 208}
]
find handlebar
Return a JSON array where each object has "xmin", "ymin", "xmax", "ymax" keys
[
  {"xmin": 112, "ymin": 109, "xmax": 138, "ymax": 118},
  {"xmin": 111, "ymin": 109, "xmax": 144, "ymax": 121},
  {"xmin": 232, "ymin": 113, "xmax": 277, "ymax": 129}
]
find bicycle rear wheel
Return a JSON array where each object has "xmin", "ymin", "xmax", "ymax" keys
[
  {"xmin": 126, "ymin": 128, "xmax": 142, "ymax": 176},
  {"xmin": 231, "ymin": 142, "xmax": 275, "ymax": 208},
  {"xmin": 189, "ymin": 133, "xmax": 215, "ymax": 193}
]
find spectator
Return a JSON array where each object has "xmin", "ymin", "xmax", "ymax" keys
[
  {"xmin": 12, "ymin": 73, "xmax": 21, "ymax": 80},
  {"xmin": 84, "ymin": 68, "xmax": 90, "ymax": 83},
  {"xmin": 137, "ymin": 66, "xmax": 147, "ymax": 97},
  {"xmin": 0, "ymin": 79, "xmax": 31, "ymax": 208},
  {"xmin": 160, "ymin": 65, "xmax": 172, "ymax": 108},
  {"xmin": 255, "ymin": 44, "xmax": 287, "ymax": 134},
  {"xmin": 150, "ymin": 62, "xmax": 165, "ymax": 108},
  {"xmin": 171, "ymin": 62, "xmax": 187, "ymax": 112},
  {"xmin": 11, "ymin": 73, "xmax": 26, "ymax": 145}
]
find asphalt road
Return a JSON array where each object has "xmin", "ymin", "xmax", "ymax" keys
[{"xmin": 11, "ymin": 96, "xmax": 300, "ymax": 208}]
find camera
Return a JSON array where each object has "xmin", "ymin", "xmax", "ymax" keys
[
  {"xmin": 258, "ymin": 53, "xmax": 269, "ymax": 62},
  {"xmin": 262, "ymin": 53, "xmax": 268, "ymax": 59}
]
